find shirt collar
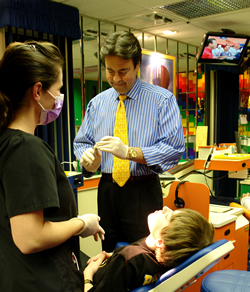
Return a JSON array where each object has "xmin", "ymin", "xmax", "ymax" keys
[{"xmin": 113, "ymin": 76, "xmax": 141, "ymax": 101}]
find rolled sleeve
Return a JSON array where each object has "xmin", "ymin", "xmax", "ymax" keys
[{"xmin": 141, "ymin": 94, "xmax": 185, "ymax": 173}]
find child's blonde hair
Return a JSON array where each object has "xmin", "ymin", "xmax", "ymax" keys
[{"xmin": 156, "ymin": 209, "xmax": 214, "ymax": 268}]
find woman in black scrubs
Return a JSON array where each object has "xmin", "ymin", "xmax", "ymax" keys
[{"xmin": 0, "ymin": 41, "xmax": 104, "ymax": 291}]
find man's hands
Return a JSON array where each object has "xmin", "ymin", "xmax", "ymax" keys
[
  {"xmin": 80, "ymin": 136, "xmax": 130, "ymax": 172},
  {"xmin": 96, "ymin": 136, "xmax": 128, "ymax": 159},
  {"xmin": 241, "ymin": 193, "xmax": 250, "ymax": 210},
  {"xmin": 80, "ymin": 147, "xmax": 101, "ymax": 172}
]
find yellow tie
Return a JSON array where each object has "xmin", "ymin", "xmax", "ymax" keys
[{"xmin": 112, "ymin": 95, "xmax": 130, "ymax": 187}]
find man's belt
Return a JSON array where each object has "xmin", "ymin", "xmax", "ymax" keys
[{"xmin": 102, "ymin": 173, "xmax": 157, "ymax": 183}]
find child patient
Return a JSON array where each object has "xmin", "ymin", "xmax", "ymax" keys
[{"xmin": 83, "ymin": 207, "xmax": 215, "ymax": 292}]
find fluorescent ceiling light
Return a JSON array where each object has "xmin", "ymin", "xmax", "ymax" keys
[
  {"xmin": 163, "ymin": 30, "xmax": 177, "ymax": 35},
  {"xmin": 138, "ymin": 35, "xmax": 149, "ymax": 40}
]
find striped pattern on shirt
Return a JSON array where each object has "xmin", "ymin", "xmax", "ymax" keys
[{"xmin": 74, "ymin": 77, "xmax": 185, "ymax": 176}]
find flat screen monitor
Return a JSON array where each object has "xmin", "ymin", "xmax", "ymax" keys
[{"xmin": 197, "ymin": 31, "xmax": 249, "ymax": 66}]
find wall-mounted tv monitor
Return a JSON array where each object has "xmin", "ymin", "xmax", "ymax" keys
[{"xmin": 196, "ymin": 31, "xmax": 249, "ymax": 66}]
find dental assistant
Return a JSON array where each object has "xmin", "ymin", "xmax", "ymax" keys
[
  {"xmin": 0, "ymin": 41, "xmax": 104, "ymax": 292},
  {"xmin": 74, "ymin": 31, "xmax": 185, "ymax": 252}
]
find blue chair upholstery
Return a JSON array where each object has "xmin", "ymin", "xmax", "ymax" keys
[
  {"xmin": 115, "ymin": 241, "xmax": 129, "ymax": 248},
  {"xmin": 116, "ymin": 239, "xmax": 234, "ymax": 292},
  {"xmin": 201, "ymin": 270, "xmax": 250, "ymax": 292}
]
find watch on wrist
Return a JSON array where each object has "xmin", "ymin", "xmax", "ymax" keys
[{"xmin": 128, "ymin": 147, "xmax": 137, "ymax": 160}]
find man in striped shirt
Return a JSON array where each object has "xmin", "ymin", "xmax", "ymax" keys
[{"xmin": 73, "ymin": 31, "xmax": 185, "ymax": 252}]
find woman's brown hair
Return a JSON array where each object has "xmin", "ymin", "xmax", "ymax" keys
[{"xmin": 0, "ymin": 41, "xmax": 64, "ymax": 133}]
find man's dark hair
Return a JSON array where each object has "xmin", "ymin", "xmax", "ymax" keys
[
  {"xmin": 100, "ymin": 31, "xmax": 142, "ymax": 68},
  {"xmin": 206, "ymin": 38, "xmax": 216, "ymax": 47}
]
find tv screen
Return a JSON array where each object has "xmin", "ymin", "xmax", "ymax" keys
[{"xmin": 196, "ymin": 31, "xmax": 249, "ymax": 66}]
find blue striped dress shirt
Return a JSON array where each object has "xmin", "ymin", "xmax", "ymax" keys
[{"xmin": 73, "ymin": 76, "xmax": 185, "ymax": 176}]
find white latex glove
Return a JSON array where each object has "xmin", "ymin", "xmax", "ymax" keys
[
  {"xmin": 80, "ymin": 147, "xmax": 101, "ymax": 173},
  {"xmin": 241, "ymin": 196, "xmax": 250, "ymax": 210},
  {"xmin": 96, "ymin": 136, "xmax": 128, "ymax": 159},
  {"xmin": 73, "ymin": 213, "xmax": 105, "ymax": 240}
]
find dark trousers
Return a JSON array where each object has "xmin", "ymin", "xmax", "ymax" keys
[{"xmin": 97, "ymin": 175, "xmax": 163, "ymax": 252}]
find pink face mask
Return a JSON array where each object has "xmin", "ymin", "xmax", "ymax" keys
[{"xmin": 37, "ymin": 90, "xmax": 64, "ymax": 125}]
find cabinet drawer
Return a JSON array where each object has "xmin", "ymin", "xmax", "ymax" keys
[
  {"xmin": 218, "ymin": 251, "xmax": 234, "ymax": 270},
  {"xmin": 214, "ymin": 222, "xmax": 235, "ymax": 241}
]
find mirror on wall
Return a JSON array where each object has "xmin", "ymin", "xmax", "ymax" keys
[
  {"xmin": 115, "ymin": 25, "xmax": 129, "ymax": 32},
  {"xmin": 156, "ymin": 36, "xmax": 167, "ymax": 54},
  {"xmin": 72, "ymin": 39, "xmax": 81, "ymax": 80},
  {"xmin": 131, "ymin": 30, "xmax": 143, "ymax": 48},
  {"xmin": 167, "ymin": 39, "xmax": 177, "ymax": 57},
  {"xmin": 100, "ymin": 22, "xmax": 116, "ymax": 88},
  {"xmin": 72, "ymin": 38, "xmax": 82, "ymax": 131},
  {"xmin": 82, "ymin": 18, "xmax": 99, "ymax": 82},
  {"xmin": 73, "ymin": 17, "xmax": 100, "ymax": 129},
  {"xmin": 141, "ymin": 32, "xmax": 155, "ymax": 51}
]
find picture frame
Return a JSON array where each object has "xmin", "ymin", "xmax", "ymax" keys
[
  {"xmin": 139, "ymin": 49, "xmax": 176, "ymax": 96},
  {"xmin": 239, "ymin": 89, "xmax": 250, "ymax": 109}
]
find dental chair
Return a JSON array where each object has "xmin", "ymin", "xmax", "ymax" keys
[
  {"xmin": 162, "ymin": 181, "xmax": 210, "ymax": 220},
  {"xmin": 197, "ymin": 202, "xmax": 250, "ymax": 291},
  {"xmin": 201, "ymin": 269, "xmax": 250, "ymax": 292},
  {"xmin": 116, "ymin": 181, "xmax": 235, "ymax": 291},
  {"xmin": 116, "ymin": 239, "xmax": 234, "ymax": 292}
]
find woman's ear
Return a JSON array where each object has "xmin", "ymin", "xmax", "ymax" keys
[{"xmin": 32, "ymin": 82, "xmax": 43, "ymax": 101}]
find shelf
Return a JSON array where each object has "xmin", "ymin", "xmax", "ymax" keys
[{"xmin": 194, "ymin": 158, "xmax": 250, "ymax": 171}]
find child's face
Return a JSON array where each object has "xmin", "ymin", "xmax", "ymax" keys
[{"xmin": 147, "ymin": 206, "xmax": 174, "ymax": 239}]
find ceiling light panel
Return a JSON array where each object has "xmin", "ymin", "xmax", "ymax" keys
[{"xmin": 157, "ymin": 0, "xmax": 250, "ymax": 20}]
